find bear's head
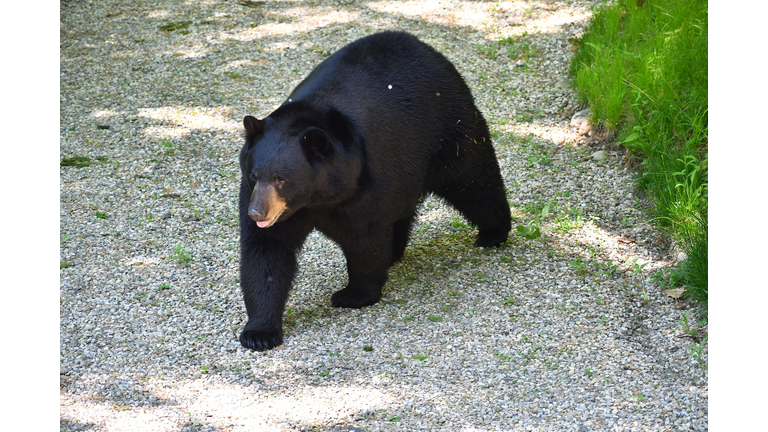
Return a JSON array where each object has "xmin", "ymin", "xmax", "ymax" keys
[{"xmin": 240, "ymin": 104, "xmax": 365, "ymax": 228}]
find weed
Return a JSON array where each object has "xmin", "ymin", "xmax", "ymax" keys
[
  {"xmin": 595, "ymin": 260, "xmax": 619, "ymax": 277},
  {"xmin": 427, "ymin": 315, "xmax": 442, "ymax": 322},
  {"xmin": 629, "ymin": 258, "xmax": 648, "ymax": 275},
  {"xmin": 569, "ymin": 257, "xmax": 589, "ymax": 276},
  {"xmin": 171, "ymin": 244, "xmax": 192, "ymax": 266},
  {"xmin": 476, "ymin": 44, "xmax": 499, "ymax": 60},
  {"xmin": 95, "ymin": 212, "xmax": 108, "ymax": 219},
  {"xmin": 651, "ymin": 266, "xmax": 683, "ymax": 289},
  {"xmin": 60, "ymin": 262, "xmax": 73, "ymax": 269},
  {"xmin": 517, "ymin": 111, "xmax": 534, "ymax": 123},
  {"xmin": 516, "ymin": 219, "xmax": 541, "ymax": 240},
  {"xmin": 690, "ymin": 336, "xmax": 708, "ymax": 369},
  {"xmin": 584, "ymin": 368, "xmax": 595, "ymax": 377},
  {"xmin": 307, "ymin": 46, "xmax": 331, "ymax": 56},
  {"xmin": 517, "ymin": 201, "xmax": 550, "ymax": 240},
  {"xmin": 160, "ymin": 138, "xmax": 175, "ymax": 154},
  {"xmin": 362, "ymin": 345, "xmax": 373, "ymax": 352},
  {"xmin": 553, "ymin": 213, "xmax": 583, "ymax": 234},
  {"xmin": 494, "ymin": 351, "xmax": 511, "ymax": 362},
  {"xmin": 502, "ymin": 295, "xmax": 516, "ymax": 306},
  {"xmin": 412, "ymin": 353, "xmax": 428, "ymax": 361},
  {"xmin": 550, "ymin": 205, "xmax": 584, "ymax": 234},
  {"xmin": 158, "ymin": 283, "xmax": 170, "ymax": 291},
  {"xmin": 521, "ymin": 345, "xmax": 540, "ymax": 363},
  {"xmin": 450, "ymin": 215, "xmax": 470, "ymax": 229}
]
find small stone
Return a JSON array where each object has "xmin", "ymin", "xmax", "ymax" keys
[
  {"xmin": 570, "ymin": 108, "xmax": 591, "ymax": 128},
  {"xmin": 591, "ymin": 150, "xmax": 607, "ymax": 162},
  {"xmin": 163, "ymin": 212, "xmax": 172, "ymax": 220}
]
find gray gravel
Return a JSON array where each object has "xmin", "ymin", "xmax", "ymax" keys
[{"xmin": 60, "ymin": 0, "xmax": 708, "ymax": 431}]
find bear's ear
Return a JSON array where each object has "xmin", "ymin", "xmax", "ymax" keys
[
  {"xmin": 300, "ymin": 128, "xmax": 333, "ymax": 161},
  {"xmin": 243, "ymin": 116, "xmax": 264, "ymax": 139}
]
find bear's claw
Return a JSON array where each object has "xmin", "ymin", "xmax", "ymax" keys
[{"xmin": 239, "ymin": 328, "xmax": 283, "ymax": 351}]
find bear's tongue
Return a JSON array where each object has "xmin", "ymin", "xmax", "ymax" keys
[{"xmin": 256, "ymin": 218, "xmax": 274, "ymax": 228}]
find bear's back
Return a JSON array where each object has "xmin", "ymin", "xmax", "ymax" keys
[{"xmin": 288, "ymin": 31, "xmax": 479, "ymax": 151}]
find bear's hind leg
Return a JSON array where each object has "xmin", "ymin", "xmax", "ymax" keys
[
  {"xmin": 431, "ymin": 158, "xmax": 511, "ymax": 247},
  {"xmin": 391, "ymin": 212, "xmax": 416, "ymax": 264}
]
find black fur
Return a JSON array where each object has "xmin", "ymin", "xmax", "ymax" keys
[{"xmin": 238, "ymin": 31, "xmax": 512, "ymax": 351}]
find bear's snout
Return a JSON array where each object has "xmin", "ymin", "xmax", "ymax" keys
[{"xmin": 249, "ymin": 183, "xmax": 288, "ymax": 228}]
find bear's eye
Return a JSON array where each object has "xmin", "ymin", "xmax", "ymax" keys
[
  {"xmin": 250, "ymin": 172, "xmax": 259, "ymax": 181},
  {"xmin": 275, "ymin": 177, "xmax": 286, "ymax": 187}
]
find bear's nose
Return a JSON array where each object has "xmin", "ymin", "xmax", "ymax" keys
[{"xmin": 248, "ymin": 207, "xmax": 265, "ymax": 221}]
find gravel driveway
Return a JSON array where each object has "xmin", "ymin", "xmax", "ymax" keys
[{"xmin": 60, "ymin": 0, "xmax": 708, "ymax": 430}]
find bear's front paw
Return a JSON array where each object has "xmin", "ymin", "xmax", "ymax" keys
[
  {"xmin": 331, "ymin": 286, "xmax": 381, "ymax": 308},
  {"xmin": 239, "ymin": 328, "xmax": 283, "ymax": 351}
]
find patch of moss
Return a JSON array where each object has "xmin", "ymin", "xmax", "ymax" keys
[
  {"xmin": 158, "ymin": 21, "xmax": 192, "ymax": 33},
  {"xmin": 61, "ymin": 155, "xmax": 109, "ymax": 168},
  {"xmin": 61, "ymin": 156, "xmax": 93, "ymax": 168}
]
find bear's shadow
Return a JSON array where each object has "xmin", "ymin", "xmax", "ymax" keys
[{"xmin": 283, "ymin": 197, "xmax": 492, "ymax": 334}]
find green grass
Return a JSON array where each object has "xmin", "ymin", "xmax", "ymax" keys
[{"xmin": 571, "ymin": 0, "xmax": 707, "ymax": 309}]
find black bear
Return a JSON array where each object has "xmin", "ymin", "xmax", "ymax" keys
[{"xmin": 238, "ymin": 31, "xmax": 511, "ymax": 351}]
